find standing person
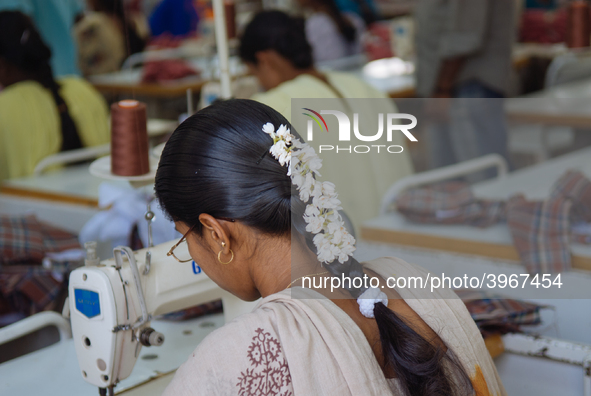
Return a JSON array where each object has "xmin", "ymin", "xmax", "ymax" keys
[
  {"xmin": 414, "ymin": 0, "xmax": 515, "ymax": 172},
  {"xmin": 0, "ymin": 11, "xmax": 109, "ymax": 180},
  {"xmin": 238, "ymin": 10, "xmax": 414, "ymax": 228},
  {"xmin": 297, "ymin": 0, "xmax": 365, "ymax": 62},
  {"xmin": 0, "ymin": 0, "xmax": 84, "ymax": 76}
]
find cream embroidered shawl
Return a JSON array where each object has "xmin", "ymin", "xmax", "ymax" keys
[{"xmin": 162, "ymin": 257, "xmax": 507, "ymax": 395}]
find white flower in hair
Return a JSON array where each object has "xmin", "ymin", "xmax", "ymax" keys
[
  {"xmin": 312, "ymin": 194, "xmax": 341, "ymax": 211},
  {"xmin": 304, "ymin": 214, "xmax": 324, "ymax": 234},
  {"xmin": 262, "ymin": 122, "xmax": 276, "ymax": 136},
  {"xmin": 262, "ymin": 122, "xmax": 293, "ymax": 176},
  {"xmin": 260, "ymin": 122, "xmax": 356, "ymax": 265}
]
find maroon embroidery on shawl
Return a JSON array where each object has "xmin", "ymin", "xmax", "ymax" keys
[{"xmin": 237, "ymin": 328, "xmax": 292, "ymax": 396}]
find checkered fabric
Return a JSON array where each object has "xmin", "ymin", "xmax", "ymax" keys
[
  {"xmin": 0, "ymin": 215, "xmax": 80, "ymax": 265},
  {"xmin": 506, "ymin": 195, "xmax": 571, "ymax": 274},
  {"xmin": 395, "ymin": 181, "xmax": 506, "ymax": 228},
  {"xmin": 395, "ymin": 171, "xmax": 591, "ymax": 274},
  {"xmin": 0, "ymin": 216, "xmax": 81, "ymax": 326},
  {"xmin": 39, "ymin": 222, "xmax": 81, "ymax": 253},
  {"xmin": 0, "ymin": 215, "xmax": 45, "ymax": 264},
  {"xmin": 506, "ymin": 171, "xmax": 591, "ymax": 274},
  {"xmin": 0, "ymin": 261, "xmax": 82, "ymax": 325},
  {"xmin": 455, "ymin": 288, "xmax": 548, "ymax": 337}
]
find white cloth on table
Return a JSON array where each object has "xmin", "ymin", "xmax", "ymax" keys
[{"xmin": 79, "ymin": 182, "xmax": 177, "ymax": 249}]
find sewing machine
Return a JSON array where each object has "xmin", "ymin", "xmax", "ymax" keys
[{"xmin": 68, "ymin": 241, "xmax": 254, "ymax": 396}]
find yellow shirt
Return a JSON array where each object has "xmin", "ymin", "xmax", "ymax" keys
[
  {"xmin": 251, "ymin": 72, "xmax": 415, "ymax": 229},
  {"xmin": 0, "ymin": 77, "xmax": 110, "ymax": 181},
  {"xmin": 251, "ymin": 71, "xmax": 389, "ymax": 121}
]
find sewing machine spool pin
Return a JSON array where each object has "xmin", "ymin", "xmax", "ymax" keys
[
  {"xmin": 84, "ymin": 241, "xmax": 100, "ymax": 267},
  {"xmin": 143, "ymin": 200, "xmax": 155, "ymax": 275}
]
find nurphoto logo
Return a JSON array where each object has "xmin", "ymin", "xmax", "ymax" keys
[{"xmin": 302, "ymin": 109, "xmax": 418, "ymax": 154}]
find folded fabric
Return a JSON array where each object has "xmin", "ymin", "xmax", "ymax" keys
[
  {"xmin": 39, "ymin": 222, "xmax": 82, "ymax": 255},
  {"xmin": 395, "ymin": 181, "xmax": 505, "ymax": 227},
  {"xmin": 455, "ymin": 288, "xmax": 549, "ymax": 338},
  {"xmin": 0, "ymin": 215, "xmax": 80, "ymax": 265},
  {"xmin": 0, "ymin": 260, "xmax": 82, "ymax": 323},
  {"xmin": 0, "ymin": 215, "xmax": 45, "ymax": 265},
  {"xmin": 394, "ymin": 170, "xmax": 591, "ymax": 274},
  {"xmin": 506, "ymin": 195, "xmax": 571, "ymax": 274},
  {"xmin": 506, "ymin": 170, "xmax": 591, "ymax": 274}
]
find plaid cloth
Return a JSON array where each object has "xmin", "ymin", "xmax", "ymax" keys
[
  {"xmin": 0, "ymin": 215, "xmax": 45, "ymax": 264},
  {"xmin": 455, "ymin": 288, "xmax": 549, "ymax": 337},
  {"xmin": 0, "ymin": 215, "xmax": 80, "ymax": 265},
  {"xmin": 506, "ymin": 195, "xmax": 571, "ymax": 274},
  {"xmin": 395, "ymin": 181, "xmax": 506, "ymax": 228},
  {"xmin": 0, "ymin": 260, "xmax": 82, "ymax": 326},
  {"xmin": 395, "ymin": 171, "xmax": 591, "ymax": 274},
  {"xmin": 39, "ymin": 222, "xmax": 81, "ymax": 254},
  {"xmin": 506, "ymin": 171, "xmax": 591, "ymax": 274}
]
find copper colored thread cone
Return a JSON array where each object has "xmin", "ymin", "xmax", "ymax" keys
[{"xmin": 110, "ymin": 100, "xmax": 150, "ymax": 177}]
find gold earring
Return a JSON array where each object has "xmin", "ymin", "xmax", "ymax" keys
[{"xmin": 218, "ymin": 247, "xmax": 234, "ymax": 264}]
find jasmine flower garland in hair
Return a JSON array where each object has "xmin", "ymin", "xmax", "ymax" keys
[
  {"xmin": 263, "ymin": 123, "xmax": 292, "ymax": 174},
  {"xmin": 261, "ymin": 122, "xmax": 356, "ymax": 264}
]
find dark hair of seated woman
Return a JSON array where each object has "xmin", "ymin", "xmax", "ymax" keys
[{"xmin": 155, "ymin": 98, "xmax": 473, "ymax": 396}]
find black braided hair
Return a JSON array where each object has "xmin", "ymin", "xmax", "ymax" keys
[
  {"xmin": 155, "ymin": 99, "xmax": 473, "ymax": 396},
  {"xmin": 292, "ymin": 196, "xmax": 472, "ymax": 395},
  {"xmin": 0, "ymin": 11, "xmax": 82, "ymax": 151},
  {"xmin": 91, "ymin": 0, "xmax": 145, "ymax": 57}
]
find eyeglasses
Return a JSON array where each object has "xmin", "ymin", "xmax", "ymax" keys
[
  {"xmin": 167, "ymin": 225, "xmax": 196, "ymax": 263},
  {"xmin": 167, "ymin": 218, "xmax": 236, "ymax": 263}
]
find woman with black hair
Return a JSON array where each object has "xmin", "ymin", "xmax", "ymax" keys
[
  {"xmin": 75, "ymin": 0, "xmax": 147, "ymax": 76},
  {"xmin": 156, "ymin": 99, "xmax": 506, "ymax": 396},
  {"xmin": 239, "ymin": 10, "xmax": 370, "ymax": 104},
  {"xmin": 298, "ymin": 0, "xmax": 365, "ymax": 62},
  {"xmin": 0, "ymin": 11, "xmax": 109, "ymax": 180},
  {"xmin": 87, "ymin": 0, "xmax": 146, "ymax": 56},
  {"xmin": 239, "ymin": 10, "xmax": 413, "ymax": 228}
]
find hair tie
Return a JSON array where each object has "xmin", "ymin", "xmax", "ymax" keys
[{"xmin": 357, "ymin": 288, "xmax": 388, "ymax": 319}]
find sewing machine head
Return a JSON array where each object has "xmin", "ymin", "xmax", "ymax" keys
[{"xmin": 68, "ymin": 241, "xmax": 251, "ymax": 395}]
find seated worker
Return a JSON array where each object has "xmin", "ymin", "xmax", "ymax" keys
[
  {"xmin": 156, "ymin": 99, "xmax": 507, "ymax": 396},
  {"xmin": 75, "ymin": 0, "xmax": 147, "ymax": 76},
  {"xmin": 240, "ymin": 10, "xmax": 379, "ymax": 121},
  {"xmin": 239, "ymin": 10, "xmax": 413, "ymax": 228},
  {"xmin": 297, "ymin": 0, "xmax": 365, "ymax": 62},
  {"xmin": 0, "ymin": 11, "xmax": 109, "ymax": 181},
  {"xmin": 0, "ymin": 0, "xmax": 84, "ymax": 77}
]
